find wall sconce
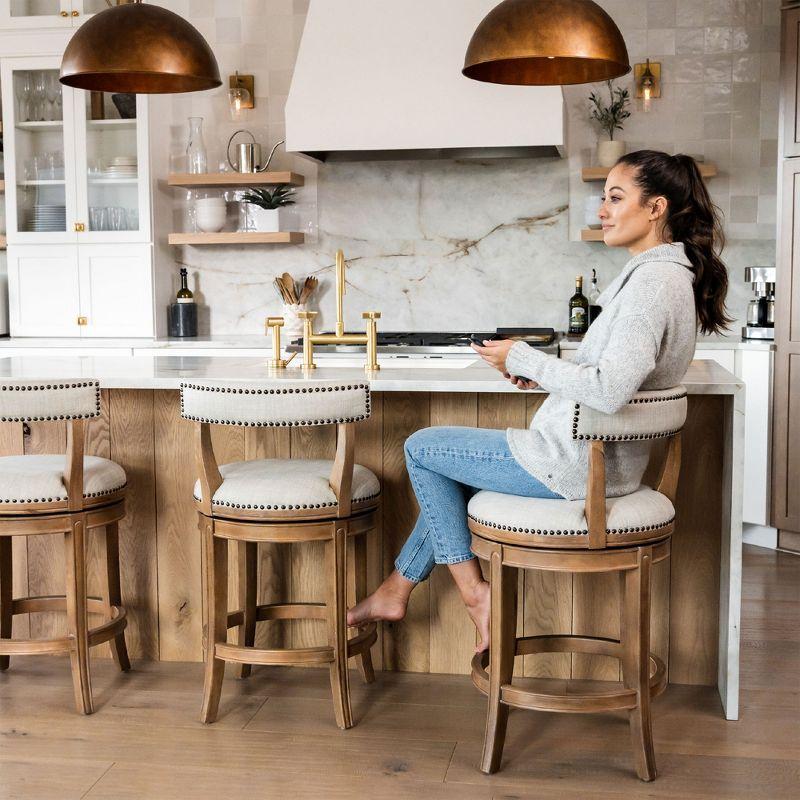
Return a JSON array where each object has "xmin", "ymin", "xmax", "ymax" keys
[
  {"xmin": 228, "ymin": 71, "xmax": 254, "ymax": 120},
  {"xmin": 634, "ymin": 59, "xmax": 661, "ymax": 112}
]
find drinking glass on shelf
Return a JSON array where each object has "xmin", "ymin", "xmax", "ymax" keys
[
  {"xmin": 89, "ymin": 207, "xmax": 108, "ymax": 231},
  {"xmin": 126, "ymin": 209, "xmax": 139, "ymax": 230},
  {"xmin": 45, "ymin": 73, "xmax": 60, "ymax": 122},
  {"xmin": 31, "ymin": 72, "xmax": 46, "ymax": 122},
  {"xmin": 109, "ymin": 206, "xmax": 126, "ymax": 231},
  {"xmin": 15, "ymin": 72, "xmax": 31, "ymax": 122}
]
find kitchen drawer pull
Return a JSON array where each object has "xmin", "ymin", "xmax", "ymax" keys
[{"xmin": 77, "ymin": 316, "xmax": 88, "ymax": 326}]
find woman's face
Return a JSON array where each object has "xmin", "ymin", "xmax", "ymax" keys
[{"xmin": 598, "ymin": 163, "xmax": 667, "ymax": 251}]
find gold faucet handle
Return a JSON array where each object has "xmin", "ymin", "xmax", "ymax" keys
[
  {"xmin": 362, "ymin": 311, "xmax": 381, "ymax": 320},
  {"xmin": 265, "ymin": 317, "xmax": 287, "ymax": 369},
  {"xmin": 266, "ymin": 316, "xmax": 285, "ymax": 330}
]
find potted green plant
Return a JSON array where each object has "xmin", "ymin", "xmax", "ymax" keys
[
  {"xmin": 240, "ymin": 185, "xmax": 296, "ymax": 232},
  {"xmin": 589, "ymin": 80, "xmax": 631, "ymax": 167}
]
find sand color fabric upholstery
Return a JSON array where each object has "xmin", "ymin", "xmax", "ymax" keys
[
  {"xmin": 0, "ymin": 455, "xmax": 126, "ymax": 506},
  {"xmin": 180, "ymin": 379, "xmax": 370, "ymax": 428},
  {"xmin": 193, "ymin": 458, "xmax": 380, "ymax": 512},
  {"xmin": 573, "ymin": 386, "xmax": 688, "ymax": 441},
  {"xmin": 468, "ymin": 486, "xmax": 674, "ymax": 538},
  {"xmin": 0, "ymin": 380, "xmax": 101, "ymax": 422}
]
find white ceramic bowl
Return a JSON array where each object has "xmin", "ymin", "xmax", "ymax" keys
[
  {"xmin": 196, "ymin": 207, "xmax": 227, "ymax": 232},
  {"xmin": 195, "ymin": 197, "xmax": 226, "ymax": 208}
]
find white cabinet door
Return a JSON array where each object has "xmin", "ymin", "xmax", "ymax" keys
[
  {"xmin": 0, "ymin": 0, "xmax": 72, "ymax": 29},
  {"xmin": 7, "ymin": 244, "xmax": 81, "ymax": 336},
  {"xmin": 737, "ymin": 350, "xmax": 774, "ymax": 526},
  {"xmin": 77, "ymin": 243, "xmax": 154, "ymax": 337}
]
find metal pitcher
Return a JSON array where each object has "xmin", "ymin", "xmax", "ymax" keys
[{"xmin": 226, "ymin": 130, "xmax": 284, "ymax": 173}]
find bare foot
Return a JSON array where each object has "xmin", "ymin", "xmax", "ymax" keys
[
  {"xmin": 464, "ymin": 580, "xmax": 491, "ymax": 654},
  {"xmin": 347, "ymin": 572, "xmax": 414, "ymax": 627}
]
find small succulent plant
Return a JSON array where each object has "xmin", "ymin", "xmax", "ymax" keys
[
  {"xmin": 589, "ymin": 80, "xmax": 631, "ymax": 141},
  {"xmin": 241, "ymin": 186, "xmax": 296, "ymax": 209}
]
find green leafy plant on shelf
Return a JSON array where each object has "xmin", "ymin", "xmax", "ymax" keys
[
  {"xmin": 588, "ymin": 80, "xmax": 631, "ymax": 140},
  {"xmin": 241, "ymin": 186, "xmax": 296, "ymax": 209}
]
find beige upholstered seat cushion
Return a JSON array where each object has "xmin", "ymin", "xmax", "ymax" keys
[
  {"xmin": 468, "ymin": 486, "xmax": 674, "ymax": 538},
  {"xmin": 0, "ymin": 455, "xmax": 126, "ymax": 506},
  {"xmin": 194, "ymin": 458, "xmax": 381, "ymax": 512}
]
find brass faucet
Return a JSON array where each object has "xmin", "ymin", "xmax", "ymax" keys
[{"xmin": 298, "ymin": 249, "xmax": 381, "ymax": 372}]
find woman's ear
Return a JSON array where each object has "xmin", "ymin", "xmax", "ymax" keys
[{"xmin": 650, "ymin": 196, "xmax": 668, "ymax": 221}]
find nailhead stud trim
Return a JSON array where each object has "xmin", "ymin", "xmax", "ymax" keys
[
  {"xmin": 571, "ymin": 389, "xmax": 687, "ymax": 442},
  {"xmin": 179, "ymin": 382, "xmax": 371, "ymax": 427},
  {"xmin": 0, "ymin": 482, "xmax": 126, "ymax": 505},
  {"xmin": 468, "ymin": 513, "xmax": 674, "ymax": 537},
  {"xmin": 0, "ymin": 381, "xmax": 101, "ymax": 422},
  {"xmin": 193, "ymin": 489, "xmax": 381, "ymax": 511}
]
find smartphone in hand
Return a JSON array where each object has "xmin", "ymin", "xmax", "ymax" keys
[{"xmin": 469, "ymin": 333, "xmax": 505, "ymax": 346}]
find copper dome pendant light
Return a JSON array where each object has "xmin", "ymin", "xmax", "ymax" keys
[
  {"xmin": 60, "ymin": 0, "xmax": 221, "ymax": 93},
  {"xmin": 463, "ymin": 0, "xmax": 630, "ymax": 86}
]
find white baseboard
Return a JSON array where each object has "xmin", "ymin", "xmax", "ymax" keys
[{"xmin": 742, "ymin": 523, "xmax": 778, "ymax": 550}]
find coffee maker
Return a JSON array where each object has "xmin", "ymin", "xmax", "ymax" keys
[{"xmin": 742, "ymin": 266, "xmax": 776, "ymax": 341}]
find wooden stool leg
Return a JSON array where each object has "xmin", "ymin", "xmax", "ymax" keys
[
  {"xmin": 200, "ymin": 518, "xmax": 228, "ymax": 724},
  {"xmin": 65, "ymin": 517, "xmax": 93, "ymax": 715},
  {"xmin": 102, "ymin": 521, "xmax": 130, "ymax": 672},
  {"xmin": 236, "ymin": 541, "xmax": 258, "ymax": 679},
  {"xmin": 621, "ymin": 546, "xmax": 657, "ymax": 781},
  {"xmin": 351, "ymin": 533, "xmax": 375, "ymax": 684},
  {"xmin": 480, "ymin": 545, "xmax": 518, "ymax": 774},
  {"xmin": 0, "ymin": 537, "xmax": 12, "ymax": 671},
  {"xmin": 327, "ymin": 524, "xmax": 353, "ymax": 730}
]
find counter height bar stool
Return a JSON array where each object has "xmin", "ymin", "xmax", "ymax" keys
[
  {"xmin": 181, "ymin": 379, "xmax": 380, "ymax": 730},
  {"xmin": 0, "ymin": 379, "xmax": 129, "ymax": 714},
  {"xmin": 468, "ymin": 386, "xmax": 688, "ymax": 781}
]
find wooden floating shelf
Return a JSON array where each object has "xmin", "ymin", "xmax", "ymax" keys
[
  {"xmin": 0, "ymin": 180, "xmax": 5, "ymax": 193},
  {"xmin": 582, "ymin": 163, "xmax": 718, "ymax": 182},
  {"xmin": 581, "ymin": 228, "xmax": 605, "ymax": 242},
  {"xmin": 168, "ymin": 231, "xmax": 305, "ymax": 245},
  {"xmin": 168, "ymin": 172, "xmax": 305, "ymax": 188},
  {"xmin": 0, "ymin": 235, "xmax": 6, "ymax": 249}
]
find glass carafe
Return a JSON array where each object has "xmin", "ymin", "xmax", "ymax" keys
[{"xmin": 186, "ymin": 117, "xmax": 207, "ymax": 174}]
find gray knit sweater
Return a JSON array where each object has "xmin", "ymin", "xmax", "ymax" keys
[{"xmin": 505, "ymin": 242, "xmax": 697, "ymax": 501}]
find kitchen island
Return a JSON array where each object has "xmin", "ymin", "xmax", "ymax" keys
[{"xmin": 0, "ymin": 355, "xmax": 744, "ymax": 720}]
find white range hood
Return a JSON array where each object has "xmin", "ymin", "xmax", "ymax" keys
[{"xmin": 285, "ymin": 0, "xmax": 565, "ymax": 161}]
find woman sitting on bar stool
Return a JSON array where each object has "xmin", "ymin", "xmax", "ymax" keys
[{"xmin": 348, "ymin": 150, "xmax": 733, "ymax": 651}]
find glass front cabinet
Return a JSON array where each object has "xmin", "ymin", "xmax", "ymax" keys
[
  {"xmin": 0, "ymin": 55, "xmax": 153, "ymax": 336},
  {"xmin": 0, "ymin": 1, "xmax": 108, "ymax": 29}
]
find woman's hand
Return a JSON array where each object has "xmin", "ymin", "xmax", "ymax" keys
[
  {"xmin": 503, "ymin": 371, "xmax": 539, "ymax": 391},
  {"xmin": 470, "ymin": 338, "xmax": 516, "ymax": 373}
]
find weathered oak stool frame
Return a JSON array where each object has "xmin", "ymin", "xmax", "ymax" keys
[
  {"xmin": 468, "ymin": 387, "xmax": 687, "ymax": 781},
  {"xmin": 0, "ymin": 380, "xmax": 129, "ymax": 714},
  {"xmin": 181, "ymin": 379, "xmax": 380, "ymax": 730}
]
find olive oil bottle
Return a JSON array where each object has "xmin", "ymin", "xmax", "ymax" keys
[{"xmin": 568, "ymin": 275, "xmax": 589, "ymax": 335}]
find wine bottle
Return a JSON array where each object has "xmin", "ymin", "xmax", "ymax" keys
[
  {"xmin": 176, "ymin": 268, "xmax": 194, "ymax": 304},
  {"xmin": 588, "ymin": 268, "xmax": 602, "ymax": 326},
  {"xmin": 568, "ymin": 275, "xmax": 589, "ymax": 335}
]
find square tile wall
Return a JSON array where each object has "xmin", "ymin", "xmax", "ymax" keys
[{"xmin": 157, "ymin": 0, "xmax": 779, "ymax": 335}]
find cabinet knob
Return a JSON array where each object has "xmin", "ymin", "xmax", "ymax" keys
[
  {"xmin": 60, "ymin": 10, "xmax": 68, "ymax": 16},
  {"xmin": 74, "ymin": 222, "xmax": 85, "ymax": 233},
  {"xmin": 77, "ymin": 316, "xmax": 88, "ymax": 326},
  {"xmin": 71, "ymin": 9, "xmax": 79, "ymax": 16}
]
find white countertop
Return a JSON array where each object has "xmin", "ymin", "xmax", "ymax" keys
[
  {"xmin": 559, "ymin": 334, "xmax": 774, "ymax": 351},
  {"xmin": 0, "ymin": 355, "xmax": 743, "ymax": 394}
]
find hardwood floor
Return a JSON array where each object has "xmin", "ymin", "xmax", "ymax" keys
[{"xmin": 0, "ymin": 545, "xmax": 797, "ymax": 799}]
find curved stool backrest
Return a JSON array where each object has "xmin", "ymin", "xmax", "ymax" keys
[
  {"xmin": 179, "ymin": 379, "xmax": 372, "ymax": 518},
  {"xmin": 576, "ymin": 386, "xmax": 688, "ymax": 549},
  {"xmin": 0, "ymin": 379, "xmax": 101, "ymax": 512}
]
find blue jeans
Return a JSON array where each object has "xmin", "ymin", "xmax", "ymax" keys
[{"xmin": 395, "ymin": 426, "xmax": 563, "ymax": 583}]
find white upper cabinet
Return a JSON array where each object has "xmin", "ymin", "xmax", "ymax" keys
[
  {"xmin": 0, "ymin": 1, "xmax": 105, "ymax": 29},
  {"xmin": 1, "ymin": 55, "xmax": 151, "ymax": 245}
]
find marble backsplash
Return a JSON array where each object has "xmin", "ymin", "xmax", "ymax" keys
[{"xmin": 178, "ymin": 155, "xmax": 773, "ymax": 338}]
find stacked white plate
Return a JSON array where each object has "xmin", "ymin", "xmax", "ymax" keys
[
  {"xmin": 101, "ymin": 155, "xmax": 137, "ymax": 179},
  {"xmin": 30, "ymin": 204, "xmax": 66, "ymax": 232}
]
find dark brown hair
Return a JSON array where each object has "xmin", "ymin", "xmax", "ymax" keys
[{"xmin": 616, "ymin": 149, "xmax": 732, "ymax": 335}]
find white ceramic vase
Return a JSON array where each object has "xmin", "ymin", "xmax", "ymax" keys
[{"xmin": 597, "ymin": 139, "xmax": 625, "ymax": 168}]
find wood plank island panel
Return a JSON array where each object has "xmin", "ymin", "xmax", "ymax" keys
[{"xmin": 0, "ymin": 390, "xmax": 722, "ymax": 687}]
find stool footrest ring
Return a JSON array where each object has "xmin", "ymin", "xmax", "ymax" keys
[
  {"xmin": 1, "ymin": 595, "xmax": 127, "ymax": 655},
  {"xmin": 471, "ymin": 634, "xmax": 667, "ymax": 714}
]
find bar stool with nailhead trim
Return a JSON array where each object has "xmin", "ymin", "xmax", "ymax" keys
[
  {"xmin": 0, "ymin": 380, "xmax": 129, "ymax": 714},
  {"xmin": 467, "ymin": 387, "xmax": 688, "ymax": 781},
  {"xmin": 180, "ymin": 378, "xmax": 380, "ymax": 729}
]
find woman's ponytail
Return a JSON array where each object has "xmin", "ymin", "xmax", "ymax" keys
[{"xmin": 617, "ymin": 150, "xmax": 733, "ymax": 335}]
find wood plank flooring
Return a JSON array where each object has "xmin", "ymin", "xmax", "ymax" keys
[{"xmin": 0, "ymin": 545, "xmax": 796, "ymax": 799}]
